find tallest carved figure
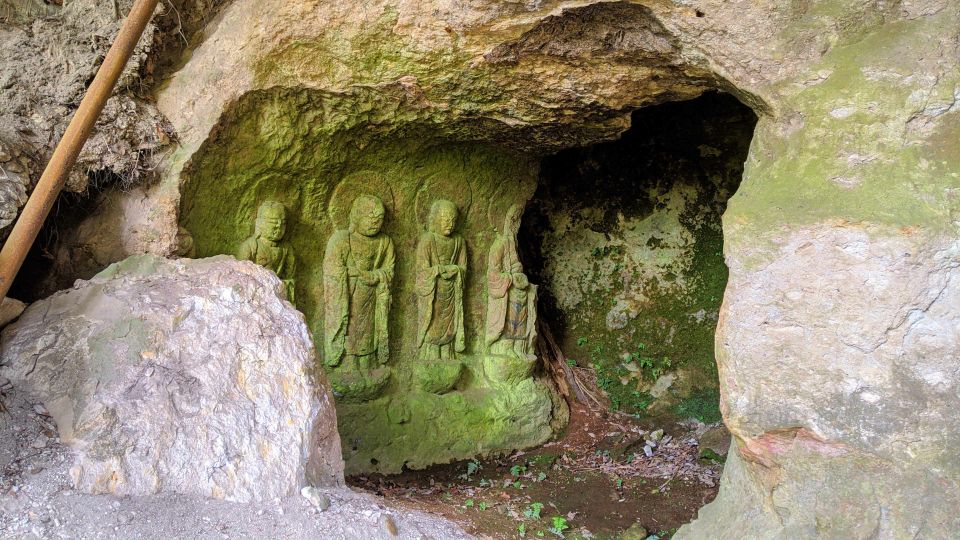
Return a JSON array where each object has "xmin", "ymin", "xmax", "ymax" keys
[
  {"xmin": 323, "ymin": 195, "xmax": 395, "ymax": 371},
  {"xmin": 416, "ymin": 199, "xmax": 467, "ymax": 361}
]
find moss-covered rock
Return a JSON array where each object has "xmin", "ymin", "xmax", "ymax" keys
[{"xmin": 179, "ymin": 86, "xmax": 564, "ymax": 472}]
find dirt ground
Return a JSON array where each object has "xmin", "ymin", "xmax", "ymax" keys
[
  {"xmin": 351, "ymin": 402, "xmax": 726, "ymax": 539},
  {"xmin": 1, "ymin": 356, "xmax": 726, "ymax": 540}
]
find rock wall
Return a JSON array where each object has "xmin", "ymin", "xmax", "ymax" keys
[
  {"xmin": 181, "ymin": 101, "xmax": 563, "ymax": 472},
  {"xmin": 679, "ymin": 4, "xmax": 960, "ymax": 536},
  {"xmin": 0, "ymin": 0, "xmax": 167, "ymax": 235},
  {"xmin": 0, "ymin": 0, "xmax": 229, "ymax": 296},
  {"xmin": 0, "ymin": 255, "xmax": 344, "ymax": 501},
  {"xmin": 138, "ymin": 0, "xmax": 750, "ymax": 474}
]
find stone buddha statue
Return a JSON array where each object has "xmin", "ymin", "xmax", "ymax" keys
[
  {"xmin": 323, "ymin": 194, "xmax": 395, "ymax": 371},
  {"xmin": 415, "ymin": 199, "xmax": 467, "ymax": 361},
  {"xmin": 485, "ymin": 204, "xmax": 537, "ymax": 358},
  {"xmin": 236, "ymin": 200, "xmax": 296, "ymax": 302}
]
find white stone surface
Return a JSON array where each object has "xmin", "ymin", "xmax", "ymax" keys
[
  {"xmin": 0, "ymin": 380, "xmax": 472, "ymax": 540},
  {"xmin": 0, "ymin": 255, "xmax": 343, "ymax": 502}
]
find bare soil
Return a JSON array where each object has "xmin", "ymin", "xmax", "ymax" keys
[{"xmin": 350, "ymin": 403, "xmax": 724, "ymax": 539}]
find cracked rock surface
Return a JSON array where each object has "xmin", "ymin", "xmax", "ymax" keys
[
  {"xmin": 0, "ymin": 377, "xmax": 473, "ymax": 540},
  {"xmin": 1, "ymin": 255, "xmax": 343, "ymax": 502}
]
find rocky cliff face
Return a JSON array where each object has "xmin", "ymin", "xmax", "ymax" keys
[
  {"xmin": 0, "ymin": 0, "xmax": 165, "ymax": 235},
  {"xmin": 3, "ymin": 0, "xmax": 958, "ymax": 534},
  {"xmin": 161, "ymin": 0, "xmax": 959, "ymax": 532},
  {"xmin": 0, "ymin": 0, "xmax": 228, "ymax": 295}
]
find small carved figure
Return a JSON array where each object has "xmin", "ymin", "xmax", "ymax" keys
[
  {"xmin": 323, "ymin": 195, "xmax": 395, "ymax": 370},
  {"xmin": 416, "ymin": 199, "xmax": 467, "ymax": 361},
  {"xmin": 237, "ymin": 201, "xmax": 296, "ymax": 302},
  {"xmin": 485, "ymin": 204, "xmax": 537, "ymax": 358}
]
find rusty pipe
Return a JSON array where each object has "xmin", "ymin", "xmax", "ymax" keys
[{"xmin": 0, "ymin": 0, "xmax": 160, "ymax": 299}]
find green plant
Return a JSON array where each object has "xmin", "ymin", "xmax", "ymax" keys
[
  {"xmin": 623, "ymin": 345, "xmax": 673, "ymax": 382},
  {"xmin": 609, "ymin": 395, "xmax": 622, "ymax": 411},
  {"xmin": 536, "ymin": 472, "xmax": 547, "ymax": 482},
  {"xmin": 458, "ymin": 459, "xmax": 481, "ymax": 480},
  {"xmin": 464, "ymin": 499, "xmax": 474, "ymax": 508},
  {"xmin": 628, "ymin": 390, "xmax": 653, "ymax": 412},
  {"xmin": 588, "ymin": 341, "xmax": 675, "ymax": 415},
  {"xmin": 576, "ymin": 337, "xmax": 588, "ymax": 347},
  {"xmin": 549, "ymin": 516, "xmax": 569, "ymax": 536},
  {"xmin": 593, "ymin": 362, "xmax": 616, "ymax": 392},
  {"xmin": 566, "ymin": 358, "xmax": 578, "ymax": 367},
  {"xmin": 518, "ymin": 523, "xmax": 527, "ymax": 537},
  {"xmin": 478, "ymin": 501, "xmax": 488, "ymax": 511},
  {"xmin": 513, "ymin": 480, "xmax": 522, "ymax": 489},
  {"xmin": 524, "ymin": 502, "xmax": 544, "ymax": 520},
  {"xmin": 510, "ymin": 464, "xmax": 527, "ymax": 477}
]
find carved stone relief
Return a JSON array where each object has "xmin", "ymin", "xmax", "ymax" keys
[
  {"xmin": 323, "ymin": 194, "xmax": 395, "ymax": 370},
  {"xmin": 484, "ymin": 203, "xmax": 538, "ymax": 384},
  {"xmin": 411, "ymin": 199, "xmax": 465, "ymax": 393},
  {"xmin": 321, "ymin": 173, "xmax": 397, "ymax": 402},
  {"xmin": 236, "ymin": 200, "xmax": 296, "ymax": 302},
  {"xmin": 204, "ymin": 151, "xmax": 560, "ymax": 473}
]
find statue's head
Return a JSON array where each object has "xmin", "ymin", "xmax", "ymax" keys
[
  {"xmin": 428, "ymin": 199, "xmax": 458, "ymax": 237},
  {"xmin": 349, "ymin": 194, "xmax": 385, "ymax": 237},
  {"xmin": 255, "ymin": 201, "xmax": 286, "ymax": 243},
  {"xmin": 503, "ymin": 204, "xmax": 523, "ymax": 237}
]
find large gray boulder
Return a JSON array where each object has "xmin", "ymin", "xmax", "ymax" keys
[{"xmin": 0, "ymin": 255, "xmax": 343, "ymax": 502}]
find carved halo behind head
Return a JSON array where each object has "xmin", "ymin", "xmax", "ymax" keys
[
  {"xmin": 487, "ymin": 199, "xmax": 525, "ymax": 233},
  {"xmin": 414, "ymin": 174, "xmax": 472, "ymax": 231},
  {"xmin": 328, "ymin": 171, "xmax": 395, "ymax": 231}
]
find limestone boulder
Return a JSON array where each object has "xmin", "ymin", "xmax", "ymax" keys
[
  {"xmin": 679, "ymin": 225, "xmax": 960, "ymax": 538},
  {"xmin": 677, "ymin": 3, "xmax": 960, "ymax": 537},
  {"xmin": 0, "ymin": 255, "xmax": 343, "ymax": 502}
]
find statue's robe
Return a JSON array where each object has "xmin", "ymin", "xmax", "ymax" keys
[
  {"xmin": 323, "ymin": 231, "xmax": 395, "ymax": 367},
  {"xmin": 236, "ymin": 236, "xmax": 296, "ymax": 301},
  {"xmin": 485, "ymin": 233, "xmax": 537, "ymax": 354},
  {"xmin": 415, "ymin": 232, "xmax": 467, "ymax": 358}
]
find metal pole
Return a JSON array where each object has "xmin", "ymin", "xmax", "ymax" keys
[{"xmin": 0, "ymin": 0, "xmax": 160, "ymax": 299}]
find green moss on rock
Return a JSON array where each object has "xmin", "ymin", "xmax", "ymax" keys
[
  {"xmin": 178, "ymin": 87, "xmax": 566, "ymax": 473},
  {"xmin": 729, "ymin": 15, "xmax": 960, "ymax": 265}
]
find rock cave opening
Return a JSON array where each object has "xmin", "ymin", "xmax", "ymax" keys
[
  {"xmin": 520, "ymin": 91, "xmax": 757, "ymax": 421},
  {"xmin": 7, "ymin": 168, "xmax": 131, "ymax": 302},
  {"xmin": 3, "ymin": 88, "xmax": 759, "ymax": 537}
]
